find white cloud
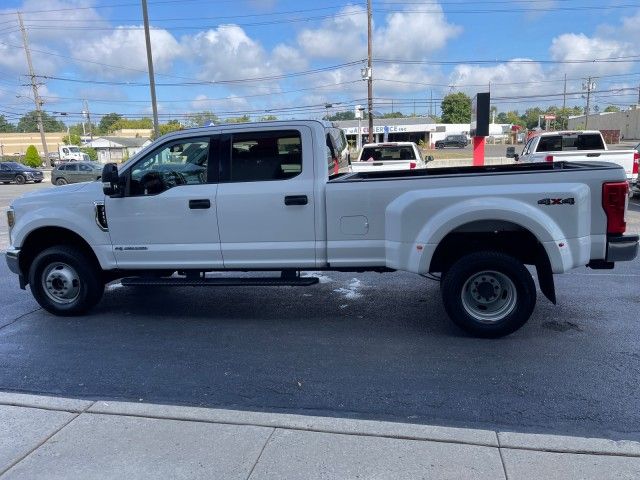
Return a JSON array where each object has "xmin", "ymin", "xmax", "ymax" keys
[
  {"xmin": 272, "ymin": 44, "xmax": 307, "ymax": 72},
  {"xmin": 189, "ymin": 93, "xmax": 250, "ymax": 113},
  {"xmin": 297, "ymin": 5, "xmax": 368, "ymax": 61},
  {"xmin": 374, "ymin": 7, "xmax": 461, "ymax": 60},
  {"xmin": 449, "ymin": 60, "xmax": 547, "ymax": 95},
  {"xmin": 549, "ymin": 33, "xmax": 630, "ymax": 77},
  {"xmin": 183, "ymin": 25, "xmax": 279, "ymax": 83},
  {"xmin": 72, "ymin": 26, "xmax": 182, "ymax": 78}
]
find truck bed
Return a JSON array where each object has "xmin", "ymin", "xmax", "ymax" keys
[{"xmin": 331, "ymin": 161, "xmax": 619, "ymax": 183}]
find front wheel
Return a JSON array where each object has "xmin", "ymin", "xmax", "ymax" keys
[
  {"xmin": 55, "ymin": 178, "xmax": 68, "ymax": 186},
  {"xmin": 14, "ymin": 174, "xmax": 26, "ymax": 185},
  {"xmin": 28, "ymin": 246, "xmax": 104, "ymax": 316},
  {"xmin": 440, "ymin": 251, "xmax": 536, "ymax": 338}
]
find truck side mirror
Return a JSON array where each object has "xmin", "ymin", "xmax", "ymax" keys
[
  {"xmin": 514, "ymin": 154, "xmax": 520, "ymax": 162},
  {"xmin": 102, "ymin": 163, "xmax": 121, "ymax": 196}
]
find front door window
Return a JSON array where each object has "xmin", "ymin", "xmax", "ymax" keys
[{"xmin": 129, "ymin": 138, "xmax": 209, "ymax": 196}]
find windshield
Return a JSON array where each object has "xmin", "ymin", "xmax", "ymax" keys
[
  {"xmin": 68, "ymin": 147, "xmax": 80, "ymax": 153},
  {"xmin": 3, "ymin": 162, "xmax": 28, "ymax": 170}
]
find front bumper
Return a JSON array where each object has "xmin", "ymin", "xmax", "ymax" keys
[
  {"xmin": 5, "ymin": 248, "xmax": 20, "ymax": 275},
  {"xmin": 606, "ymin": 234, "xmax": 639, "ymax": 262},
  {"xmin": 5, "ymin": 248, "xmax": 26, "ymax": 289}
]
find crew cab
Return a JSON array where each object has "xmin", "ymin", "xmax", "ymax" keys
[
  {"xmin": 435, "ymin": 135, "xmax": 468, "ymax": 149},
  {"xmin": 352, "ymin": 142, "xmax": 430, "ymax": 172},
  {"xmin": 5, "ymin": 120, "xmax": 639, "ymax": 337},
  {"xmin": 516, "ymin": 131, "xmax": 639, "ymax": 190}
]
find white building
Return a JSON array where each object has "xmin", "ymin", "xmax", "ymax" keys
[{"xmin": 85, "ymin": 136, "xmax": 152, "ymax": 163}]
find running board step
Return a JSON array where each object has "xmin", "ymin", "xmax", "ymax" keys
[{"xmin": 120, "ymin": 276, "xmax": 319, "ymax": 287}]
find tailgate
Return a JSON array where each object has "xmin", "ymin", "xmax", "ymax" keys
[{"xmin": 351, "ymin": 160, "xmax": 418, "ymax": 172}]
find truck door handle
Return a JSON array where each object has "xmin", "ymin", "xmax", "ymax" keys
[
  {"xmin": 189, "ymin": 199, "xmax": 211, "ymax": 209},
  {"xmin": 284, "ymin": 195, "xmax": 308, "ymax": 206}
]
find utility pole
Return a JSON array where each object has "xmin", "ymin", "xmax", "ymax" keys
[
  {"xmin": 82, "ymin": 99, "xmax": 93, "ymax": 140},
  {"xmin": 141, "ymin": 0, "xmax": 160, "ymax": 138},
  {"xmin": 582, "ymin": 76, "xmax": 596, "ymax": 129},
  {"xmin": 18, "ymin": 11, "xmax": 49, "ymax": 159},
  {"xmin": 562, "ymin": 74, "xmax": 567, "ymax": 129},
  {"xmin": 366, "ymin": 0, "xmax": 373, "ymax": 143},
  {"xmin": 430, "ymin": 90, "xmax": 433, "ymax": 118}
]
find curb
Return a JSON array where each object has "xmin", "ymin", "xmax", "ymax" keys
[{"xmin": 1, "ymin": 391, "xmax": 639, "ymax": 457}]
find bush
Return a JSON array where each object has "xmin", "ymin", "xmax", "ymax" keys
[
  {"xmin": 81, "ymin": 147, "xmax": 97, "ymax": 161},
  {"xmin": 23, "ymin": 145, "xmax": 41, "ymax": 168}
]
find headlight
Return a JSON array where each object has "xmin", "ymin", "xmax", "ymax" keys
[{"xmin": 7, "ymin": 208, "xmax": 15, "ymax": 229}]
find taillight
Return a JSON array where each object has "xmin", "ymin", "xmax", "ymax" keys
[
  {"xmin": 409, "ymin": 161, "xmax": 416, "ymax": 169},
  {"xmin": 333, "ymin": 158, "xmax": 339, "ymax": 175},
  {"xmin": 545, "ymin": 155, "xmax": 554, "ymax": 162},
  {"xmin": 602, "ymin": 182, "xmax": 628, "ymax": 235},
  {"xmin": 633, "ymin": 151, "xmax": 639, "ymax": 175}
]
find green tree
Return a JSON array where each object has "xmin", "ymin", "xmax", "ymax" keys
[
  {"xmin": 0, "ymin": 115, "xmax": 15, "ymax": 133},
  {"xmin": 260, "ymin": 115, "xmax": 278, "ymax": 121},
  {"xmin": 23, "ymin": 144, "xmax": 41, "ymax": 167},
  {"xmin": 225, "ymin": 115, "xmax": 250, "ymax": 123},
  {"xmin": 520, "ymin": 107, "xmax": 545, "ymax": 129},
  {"xmin": 381, "ymin": 112, "xmax": 404, "ymax": 118},
  {"xmin": 110, "ymin": 118, "xmax": 153, "ymax": 131},
  {"xmin": 98, "ymin": 113, "xmax": 122, "ymax": 134},
  {"xmin": 17, "ymin": 111, "xmax": 65, "ymax": 132},
  {"xmin": 185, "ymin": 111, "xmax": 220, "ymax": 127},
  {"xmin": 80, "ymin": 147, "xmax": 97, "ymax": 161},
  {"xmin": 62, "ymin": 133, "xmax": 82, "ymax": 145},
  {"xmin": 327, "ymin": 111, "xmax": 355, "ymax": 121},
  {"xmin": 604, "ymin": 105, "xmax": 620, "ymax": 113},
  {"xmin": 440, "ymin": 92, "xmax": 471, "ymax": 123},
  {"xmin": 159, "ymin": 120, "xmax": 183, "ymax": 136}
]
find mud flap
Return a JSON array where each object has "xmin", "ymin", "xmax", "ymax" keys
[{"xmin": 535, "ymin": 253, "xmax": 556, "ymax": 304}]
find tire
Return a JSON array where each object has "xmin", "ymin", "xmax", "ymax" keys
[
  {"xmin": 14, "ymin": 174, "xmax": 26, "ymax": 185},
  {"xmin": 55, "ymin": 178, "xmax": 68, "ymax": 186},
  {"xmin": 440, "ymin": 251, "xmax": 536, "ymax": 338},
  {"xmin": 28, "ymin": 246, "xmax": 104, "ymax": 316}
]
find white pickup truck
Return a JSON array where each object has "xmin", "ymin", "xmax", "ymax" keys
[
  {"xmin": 516, "ymin": 131, "xmax": 639, "ymax": 189},
  {"xmin": 352, "ymin": 142, "xmax": 430, "ymax": 172},
  {"xmin": 5, "ymin": 120, "xmax": 639, "ymax": 337}
]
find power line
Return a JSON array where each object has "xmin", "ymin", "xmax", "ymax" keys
[{"xmin": 34, "ymin": 60, "xmax": 366, "ymax": 86}]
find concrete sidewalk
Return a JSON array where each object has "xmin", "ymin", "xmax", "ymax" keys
[{"xmin": 0, "ymin": 392, "xmax": 638, "ymax": 479}]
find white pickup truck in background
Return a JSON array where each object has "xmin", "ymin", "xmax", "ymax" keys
[
  {"xmin": 352, "ymin": 142, "xmax": 431, "ymax": 172},
  {"xmin": 5, "ymin": 120, "xmax": 639, "ymax": 338},
  {"xmin": 515, "ymin": 131, "xmax": 639, "ymax": 190}
]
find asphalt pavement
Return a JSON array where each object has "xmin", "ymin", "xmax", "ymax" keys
[{"xmin": 0, "ymin": 183, "xmax": 639, "ymax": 444}]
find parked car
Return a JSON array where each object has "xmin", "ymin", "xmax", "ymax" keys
[
  {"xmin": 435, "ymin": 135, "xmax": 468, "ymax": 149},
  {"xmin": 352, "ymin": 142, "xmax": 430, "ymax": 172},
  {"xmin": 5, "ymin": 120, "xmax": 638, "ymax": 337},
  {"xmin": 51, "ymin": 161, "xmax": 102, "ymax": 185},
  {"xmin": 516, "ymin": 131, "xmax": 638, "ymax": 191},
  {"xmin": 0, "ymin": 162, "xmax": 44, "ymax": 184}
]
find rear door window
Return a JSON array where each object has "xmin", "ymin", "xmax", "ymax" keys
[{"xmin": 227, "ymin": 130, "xmax": 302, "ymax": 183}]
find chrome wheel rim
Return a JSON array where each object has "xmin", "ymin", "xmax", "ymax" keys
[
  {"xmin": 461, "ymin": 270, "xmax": 517, "ymax": 324},
  {"xmin": 41, "ymin": 262, "xmax": 81, "ymax": 305}
]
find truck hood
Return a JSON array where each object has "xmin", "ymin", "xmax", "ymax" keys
[{"xmin": 10, "ymin": 181, "xmax": 102, "ymax": 209}]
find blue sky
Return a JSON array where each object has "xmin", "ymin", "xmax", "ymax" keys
[{"xmin": 1, "ymin": 0, "xmax": 640, "ymax": 126}]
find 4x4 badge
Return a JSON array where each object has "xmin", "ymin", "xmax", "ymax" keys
[{"xmin": 538, "ymin": 197, "xmax": 575, "ymax": 205}]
